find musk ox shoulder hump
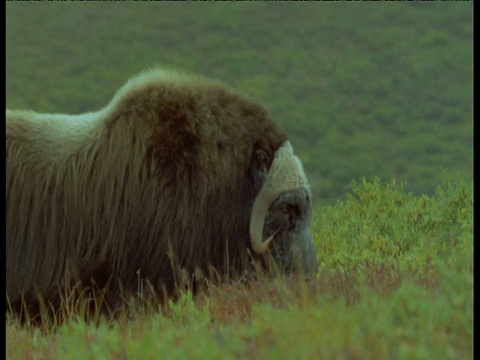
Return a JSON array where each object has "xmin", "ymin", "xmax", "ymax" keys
[{"xmin": 7, "ymin": 68, "xmax": 285, "ymax": 164}]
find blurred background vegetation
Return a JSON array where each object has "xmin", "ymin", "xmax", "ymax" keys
[{"xmin": 6, "ymin": 2, "xmax": 473, "ymax": 205}]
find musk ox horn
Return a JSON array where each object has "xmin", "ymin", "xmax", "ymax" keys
[{"xmin": 249, "ymin": 141, "xmax": 309, "ymax": 254}]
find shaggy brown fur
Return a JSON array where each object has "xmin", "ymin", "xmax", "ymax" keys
[{"xmin": 6, "ymin": 69, "xmax": 288, "ymax": 317}]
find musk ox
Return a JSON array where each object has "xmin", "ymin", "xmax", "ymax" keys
[{"xmin": 6, "ymin": 68, "xmax": 318, "ymax": 317}]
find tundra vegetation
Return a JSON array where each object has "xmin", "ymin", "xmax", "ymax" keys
[{"xmin": 6, "ymin": 3, "xmax": 472, "ymax": 359}]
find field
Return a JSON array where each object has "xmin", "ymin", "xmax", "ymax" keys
[{"xmin": 6, "ymin": 3, "xmax": 473, "ymax": 359}]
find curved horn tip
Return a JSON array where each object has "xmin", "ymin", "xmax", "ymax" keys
[{"xmin": 251, "ymin": 230, "xmax": 277, "ymax": 255}]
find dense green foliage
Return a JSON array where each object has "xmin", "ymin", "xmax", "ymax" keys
[
  {"xmin": 314, "ymin": 175, "xmax": 472, "ymax": 273},
  {"xmin": 6, "ymin": 2, "xmax": 472, "ymax": 204},
  {"xmin": 6, "ymin": 178, "xmax": 472, "ymax": 359}
]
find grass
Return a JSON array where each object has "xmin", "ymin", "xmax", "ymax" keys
[{"xmin": 6, "ymin": 178, "xmax": 473, "ymax": 359}]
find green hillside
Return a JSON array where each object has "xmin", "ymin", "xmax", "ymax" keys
[{"xmin": 6, "ymin": 3, "xmax": 472, "ymax": 204}]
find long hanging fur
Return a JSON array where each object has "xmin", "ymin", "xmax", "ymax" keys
[{"xmin": 6, "ymin": 69, "xmax": 287, "ymax": 308}]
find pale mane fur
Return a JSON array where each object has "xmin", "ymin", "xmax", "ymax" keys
[{"xmin": 6, "ymin": 68, "xmax": 287, "ymax": 301}]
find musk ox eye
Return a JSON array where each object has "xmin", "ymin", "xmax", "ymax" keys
[
  {"xmin": 250, "ymin": 148, "xmax": 270, "ymax": 190},
  {"xmin": 255, "ymin": 149, "xmax": 269, "ymax": 166}
]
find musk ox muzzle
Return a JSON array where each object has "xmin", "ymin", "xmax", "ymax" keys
[{"xmin": 250, "ymin": 141, "xmax": 318, "ymax": 274}]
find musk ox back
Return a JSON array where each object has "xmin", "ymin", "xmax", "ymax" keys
[{"xmin": 6, "ymin": 68, "xmax": 318, "ymax": 317}]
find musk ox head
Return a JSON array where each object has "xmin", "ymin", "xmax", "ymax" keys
[{"xmin": 6, "ymin": 68, "xmax": 318, "ymax": 313}]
